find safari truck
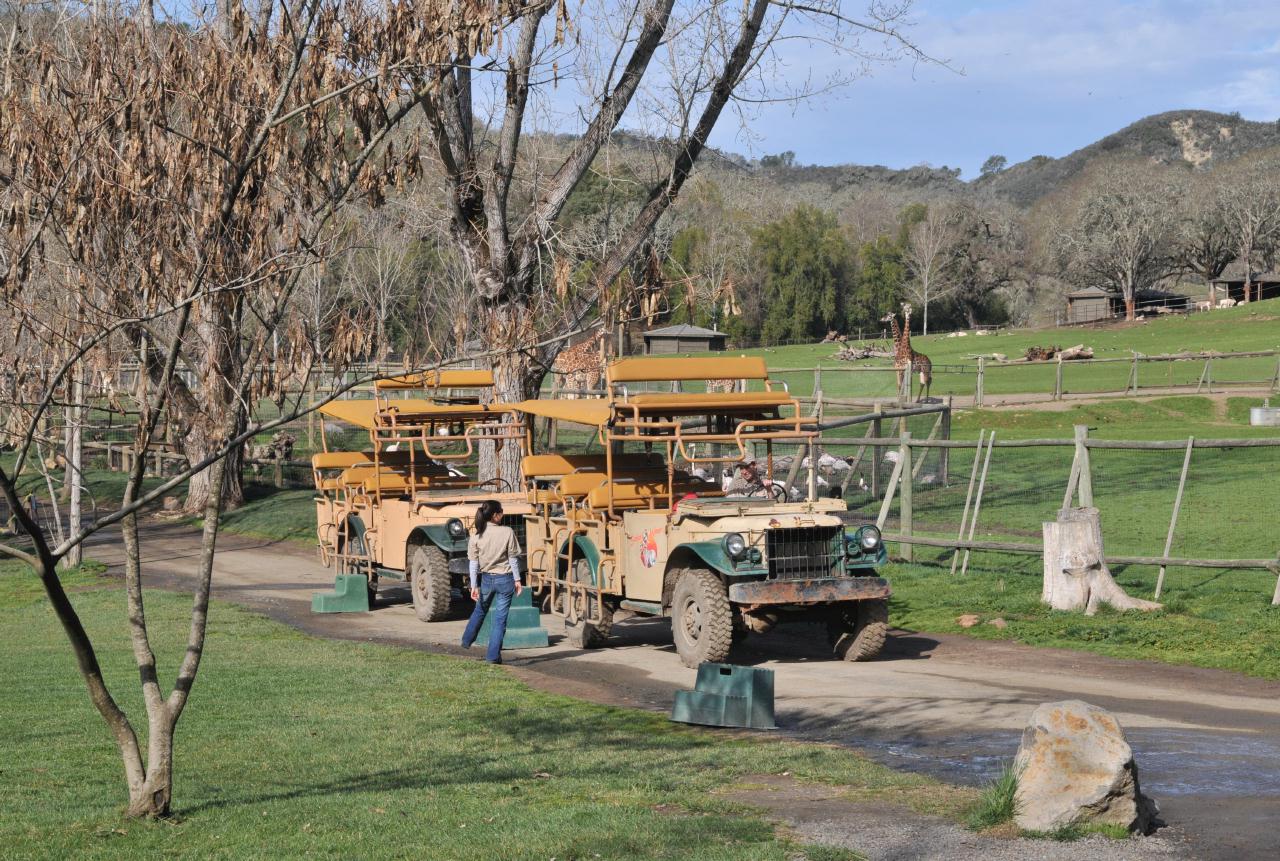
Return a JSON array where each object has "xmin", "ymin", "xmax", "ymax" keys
[
  {"xmin": 311, "ymin": 370, "xmax": 531, "ymax": 618},
  {"xmin": 514, "ymin": 356, "xmax": 889, "ymax": 667}
]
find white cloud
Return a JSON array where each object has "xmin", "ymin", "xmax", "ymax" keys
[{"xmin": 1192, "ymin": 68, "xmax": 1280, "ymax": 119}]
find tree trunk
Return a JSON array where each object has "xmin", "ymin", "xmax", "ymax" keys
[
  {"xmin": 481, "ymin": 300, "xmax": 548, "ymax": 481},
  {"xmin": 1124, "ymin": 296, "xmax": 1136, "ymax": 321},
  {"xmin": 126, "ymin": 719, "xmax": 173, "ymax": 818},
  {"xmin": 181, "ymin": 416, "xmax": 245, "ymax": 512},
  {"xmin": 64, "ymin": 372, "xmax": 84, "ymax": 568},
  {"xmin": 1041, "ymin": 507, "xmax": 1161, "ymax": 614}
]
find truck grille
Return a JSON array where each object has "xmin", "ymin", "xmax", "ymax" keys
[{"xmin": 765, "ymin": 526, "xmax": 843, "ymax": 580}]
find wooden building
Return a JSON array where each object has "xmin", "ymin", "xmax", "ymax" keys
[
  {"xmin": 1210, "ymin": 264, "xmax": 1280, "ymax": 304},
  {"xmin": 641, "ymin": 324, "xmax": 728, "ymax": 354},
  {"xmin": 1065, "ymin": 287, "xmax": 1189, "ymax": 323}
]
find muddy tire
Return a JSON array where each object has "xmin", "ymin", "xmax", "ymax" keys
[
  {"xmin": 409, "ymin": 544, "xmax": 452, "ymax": 622},
  {"xmin": 832, "ymin": 599, "xmax": 888, "ymax": 662},
  {"xmin": 671, "ymin": 567, "xmax": 733, "ymax": 668},
  {"xmin": 564, "ymin": 556, "xmax": 611, "ymax": 649}
]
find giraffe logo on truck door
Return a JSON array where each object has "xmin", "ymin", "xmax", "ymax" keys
[{"xmin": 630, "ymin": 527, "xmax": 662, "ymax": 568}]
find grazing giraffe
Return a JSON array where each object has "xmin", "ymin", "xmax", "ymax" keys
[
  {"xmin": 706, "ymin": 378, "xmax": 737, "ymax": 394},
  {"xmin": 882, "ymin": 304, "xmax": 932, "ymax": 402},
  {"xmin": 554, "ymin": 331, "xmax": 606, "ymax": 398}
]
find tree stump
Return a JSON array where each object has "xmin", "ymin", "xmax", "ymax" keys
[{"xmin": 1042, "ymin": 508, "xmax": 1162, "ymax": 615}]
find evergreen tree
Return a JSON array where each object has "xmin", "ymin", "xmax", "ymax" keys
[{"xmin": 753, "ymin": 205, "xmax": 855, "ymax": 344}]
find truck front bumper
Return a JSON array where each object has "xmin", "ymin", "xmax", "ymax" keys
[{"xmin": 727, "ymin": 576, "xmax": 890, "ymax": 608}]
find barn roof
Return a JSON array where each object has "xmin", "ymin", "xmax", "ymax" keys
[{"xmin": 642, "ymin": 324, "xmax": 726, "ymax": 338}]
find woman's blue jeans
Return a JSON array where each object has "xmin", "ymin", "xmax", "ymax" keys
[{"xmin": 461, "ymin": 573, "xmax": 515, "ymax": 663}]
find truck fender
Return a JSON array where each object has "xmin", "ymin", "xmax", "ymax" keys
[
  {"xmin": 665, "ymin": 543, "xmax": 736, "ymax": 580},
  {"xmin": 558, "ymin": 536, "xmax": 600, "ymax": 582},
  {"xmin": 412, "ymin": 524, "xmax": 467, "ymax": 555}
]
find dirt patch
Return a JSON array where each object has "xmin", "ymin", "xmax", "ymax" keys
[{"xmin": 724, "ymin": 774, "xmax": 1188, "ymax": 861}]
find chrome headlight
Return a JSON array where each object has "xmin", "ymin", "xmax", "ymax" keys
[
  {"xmin": 723, "ymin": 532, "xmax": 748, "ymax": 561},
  {"xmin": 446, "ymin": 518, "xmax": 467, "ymax": 539},
  {"xmin": 857, "ymin": 525, "xmax": 881, "ymax": 552}
]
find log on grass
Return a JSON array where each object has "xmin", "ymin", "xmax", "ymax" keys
[{"xmin": 1041, "ymin": 507, "xmax": 1162, "ymax": 615}]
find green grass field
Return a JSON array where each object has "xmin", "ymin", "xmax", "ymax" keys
[
  {"xmin": 723, "ymin": 298, "xmax": 1280, "ymax": 401},
  {"xmin": 0, "ymin": 564, "xmax": 967, "ymax": 860}
]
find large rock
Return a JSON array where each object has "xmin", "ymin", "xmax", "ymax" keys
[{"xmin": 1013, "ymin": 700, "xmax": 1157, "ymax": 833}]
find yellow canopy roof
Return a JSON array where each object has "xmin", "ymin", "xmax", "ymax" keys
[
  {"xmin": 512, "ymin": 398, "xmax": 613, "ymax": 427},
  {"xmin": 375, "ymin": 369, "xmax": 494, "ymax": 390},
  {"xmin": 318, "ymin": 398, "xmax": 513, "ymax": 430},
  {"xmin": 607, "ymin": 355, "xmax": 768, "ymax": 385}
]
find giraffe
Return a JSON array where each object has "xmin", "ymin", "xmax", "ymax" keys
[
  {"xmin": 554, "ymin": 330, "xmax": 607, "ymax": 398},
  {"xmin": 706, "ymin": 378, "xmax": 737, "ymax": 394},
  {"xmin": 882, "ymin": 303, "xmax": 932, "ymax": 402}
]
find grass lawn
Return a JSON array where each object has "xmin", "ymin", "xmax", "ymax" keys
[
  {"xmin": 886, "ymin": 551, "xmax": 1280, "ymax": 679},
  {"xmin": 716, "ymin": 298, "xmax": 1280, "ymax": 401},
  {"xmin": 0, "ymin": 563, "xmax": 970, "ymax": 860}
]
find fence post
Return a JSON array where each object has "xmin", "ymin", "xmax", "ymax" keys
[
  {"xmin": 1272, "ymin": 354, "xmax": 1280, "ymax": 391},
  {"xmin": 940, "ymin": 400, "xmax": 952, "ymax": 484},
  {"xmin": 899, "ymin": 432, "xmax": 913, "ymax": 563},
  {"xmin": 1054, "ymin": 358, "xmax": 1063, "ymax": 401},
  {"xmin": 960, "ymin": 432, "xmax": 996, "ymax": 577},
  {"xmin": 813, "ymin": 365, "xmax": 822, "ymax": 400},
  {"xmin": 950, "ymin": 429, "xmax": 985, "ymax": 575},
  {"xmin": 871, "ymin": 403, "xmax": 884, "ymax": 498},
  {"xmin": 1073, "ymin": 424, "xmax": 1093, "ymax": 507},
  {"xmin": 1128, "ymin": 352, "xmax": 1139, "ymax": 394},
  {"xmin": 976, "ymin": 356, "xmax": 985, "ymax": 407},
  {"xmin": 1155, "ymin": 436, "xmax": 1194, "ymax": 600}
]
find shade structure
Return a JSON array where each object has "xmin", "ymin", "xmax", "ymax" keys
[
  {"xmin": 374, "ymin": 369, "xmax": 495, "ymax": 390},
  {"xmin": 317, "ymin": 398, "xmax": 515, "ymax": 430}
]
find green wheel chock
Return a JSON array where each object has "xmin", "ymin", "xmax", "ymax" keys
[
  {"xmin": 311, "ymin": 574, "xmax": 370, "ymax": 613},
  {"xmin": 476, "ymin": 587, "xmax": 550, "ymax": 650},
  {"xmin": 671, "ymin": 663, "xmax": 775, "ymax": 730}
]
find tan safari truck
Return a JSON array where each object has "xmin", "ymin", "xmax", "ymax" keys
[
  {"xmin": 311, "ymin": 370, "xmax": 531, "ymax": 618},
  {"xmin": 513, "ymin": 356, "xmax": 889, "ymax": 667}
]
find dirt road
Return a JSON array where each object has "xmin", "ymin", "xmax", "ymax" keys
[{"xmin": 86, "ymin": 524, "xmax": 1280, "ymax": 860}]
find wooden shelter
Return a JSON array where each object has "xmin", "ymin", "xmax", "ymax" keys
[{"xmin": 641, "ymin": 323, "xmax": 727, "ymax": 354}]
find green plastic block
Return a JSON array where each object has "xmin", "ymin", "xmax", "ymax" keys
[
  {"xmin": 311, "ymin": 574, "xmax": 370, "ymax": 613},
  {"xmin": 476, "ymin": 588, "xmax": 550, "ymax": 650},
  {"xmin": 670, "ymin": 663, "xmax": 775, "ymax": 730}
]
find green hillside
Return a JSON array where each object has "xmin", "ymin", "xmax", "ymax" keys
[{"xmin": 723, "ymin": 298, "xmax": 1280, "ymax": 401}]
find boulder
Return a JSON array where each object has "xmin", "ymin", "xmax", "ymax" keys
[
  {"xmin": 1013, "ymin": 700, "xmax": 1157, "ymax": 834},
  {"xmin": 956, "ymin": 614, "xmax": 980, "ymax": 628}
]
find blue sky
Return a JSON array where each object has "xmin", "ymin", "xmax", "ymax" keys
[{"xmin": 709, "ymin": 0, "xmax": 1280, "ymax": 177}]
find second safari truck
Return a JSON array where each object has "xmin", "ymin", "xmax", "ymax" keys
[
  {"xmin": 311, "ymin": 370, "xmax": 531, "ymax": 618},
  {"xmin": 515, "ymin": 356, "xmax": 889, "ymax": 667}
]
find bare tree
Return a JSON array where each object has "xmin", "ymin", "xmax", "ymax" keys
[
  {"xmin": 950, "ymin": 201, "xmax": 1026, "ymax": 327},
  {"xmin": 1219, "ymin": 158, "xmax": 1280, "ymax": 304},
  {"xmin": 1175, "ymin": 172, "xmax": 1237, "ymax": 302},
  {"xmin": 414, "ymin": 0, "xmax": 932, "ymax": 475},
  {"xmin": 1055, "ymin": 162, "xmax": 1180, "ymax": 321},
  {"xmin": 0, "ymin": 1, "xmax": 513, "ymax": 818},
  {"xmin": 902, "ymin": 201, "xmax": 959, "ymax": 334}
]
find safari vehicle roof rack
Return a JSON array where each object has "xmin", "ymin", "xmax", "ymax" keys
[
  {"xmin": 374, "ymin": 368, "xmax": 495, "ymax": 404},
  {"xmin": 316, "ymin": 397, "xmax": 527, "ymax": 504},
  {"xmin": 512, "ymin": 355, "xmax": 817, "ymax": 516}
]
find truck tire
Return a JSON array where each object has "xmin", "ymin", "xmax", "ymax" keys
[
  {"xmin": 671, "ymin": 567, "xmax": 733, "ymax": 668},
  {"xmin": 409, "ymin": 544, "xmax": 452, "ymax": 622},
  {"xmin": 832, "ymin": 599, "xmax": 888, "ymax": 662},
  {"xmin": 564, "ymin": 556, "xmax": 611, "ymax": 649}
]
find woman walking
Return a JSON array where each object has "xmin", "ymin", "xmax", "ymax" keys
[{"xmin": 460, "ymin": 500, "xmax": 523, "ymax": 664}]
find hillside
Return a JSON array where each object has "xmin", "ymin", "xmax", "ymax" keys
[
  {"xmin": 978, "ymin": 110, "xmax": 1280, "ymax": 206},
  {"xmin": 674, "ymin": 110, "xmax": 1280, "ymax": 209}
]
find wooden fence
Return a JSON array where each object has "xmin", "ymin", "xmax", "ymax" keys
[
  {"xmin": 812, "ymin": 424, "xmax": 1280, "ymax": 603},
  {"xmin": 774, "ymin": 348, "xmax": 1280, "ymax": 407}
]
